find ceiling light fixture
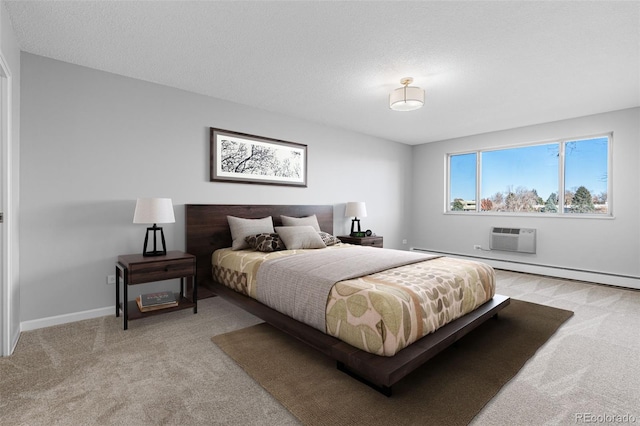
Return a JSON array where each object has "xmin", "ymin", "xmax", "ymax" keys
[{"xmin": 389, "ymin": 77, "xmax": 424, "ymax": 111}]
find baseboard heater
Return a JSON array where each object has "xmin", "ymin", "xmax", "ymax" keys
[
  {"xmin": 490, "ymin": 227, "xmax": 536, "ymax": 254},
  {"xmin": 409, "ymin": 247, "xmax": 640, "ymax": 289}
]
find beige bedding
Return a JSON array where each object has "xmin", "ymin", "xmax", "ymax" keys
[
  {"xmin": 212, "ymin": 244, "xmax": 495, "ymax": 356},
  {"xmin": 256, "ymin": 246, "xmax": 437, "ymax": 332}
]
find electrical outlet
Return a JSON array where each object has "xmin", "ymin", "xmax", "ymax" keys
[
  {"xmin": 402, "ymin": 239, "xmax": 407, "ymax": 245},
  {"xmin": 473, "ymin": 245, "xmax": 482, "ymax": 250},
  {"xmin": 107, "ymin": 275, "xmax": 116, "ymax": 285}
]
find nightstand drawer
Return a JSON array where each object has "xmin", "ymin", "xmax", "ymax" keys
[
  {"xmin": 128, "ymin": 258, "xmax": 195, "ymax": 284},
  {"xmin": 337, "ymin": 235, "xmax": 383, "ymax": 248},
  {"xmin": 359, "ymin": 238, "xmax": 383, "ymax": 248}
]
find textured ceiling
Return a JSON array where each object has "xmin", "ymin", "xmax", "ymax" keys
[{"xmin": 4, "ymin": 1, "xmax": 640, "ymax": 145}]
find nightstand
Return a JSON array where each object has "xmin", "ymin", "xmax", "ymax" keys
[
  {"xmin": 116, "ymin": 250, "xmax": 197, "ymax": 330},
  {"xmin": 338, "ymin": 235, "xmax": 383, "ymax": 248}
]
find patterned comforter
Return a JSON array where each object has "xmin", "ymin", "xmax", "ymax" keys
[{"xmin": 212, "ymin": 244, "xmax": 495, "ymax": 356}]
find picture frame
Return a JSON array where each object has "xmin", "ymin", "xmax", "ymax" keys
[{"xmin": 210, "ymin": 128, "xmax": 307, "ymax": 187}]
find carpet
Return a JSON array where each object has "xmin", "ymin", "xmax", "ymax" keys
[{"xmin": 212, "ymin": 299, "xmax": 573, "ymax": 426}]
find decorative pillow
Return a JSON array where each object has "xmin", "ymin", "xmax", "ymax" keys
[
  {"xmin": 318, "ymin": 232, "xmax": 341, "ymax": 246},
  {"xmin": 275, "ymin": 226, "xmax": 326, "ymax": 250},
  {"xmin": 227, "ymin": 216, "xmax": 274, "ymax": 250},
  {"xmin": 280, "ymin": 214, "xmax": 321, "ymax": 232},
  {"xmin": 245, "ymin": 233, "xmax": 285, "ymax": 252}
]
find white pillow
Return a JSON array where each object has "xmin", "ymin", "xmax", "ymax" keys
[
  {"xmin": 227, "ymin": 216, "xmax": 274, "ymax": 250},
  {"xmin": 280, "ymin": 214, "xmax": 321, "ymax": 232},
  {"xmin": 275, "ymin": 226, "xmax": 326, "ymax": 250}
]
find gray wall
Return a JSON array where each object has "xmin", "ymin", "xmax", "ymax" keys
[
  {"xmin": 20, "ymin": 53, "xmax": 413, "ymax": 322},
  {"xmin": 19, "ymin": 52, "xmax": 640, "ymax": 325},
  {"xmin": 411, "ymin": 107, "xmax": 640, "ymax": 281}
]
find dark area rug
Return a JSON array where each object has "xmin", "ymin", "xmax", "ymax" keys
[{"xmin": 212, "ymin": 299, "xmax": 573, "ymax": 426}]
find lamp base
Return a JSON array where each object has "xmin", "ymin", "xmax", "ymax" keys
[
  {"xmin": 142, "ymin": 224, "xmax": 167, "ymax": 257},
  {"xmin": 349, "ymin": 218, "xmax": 362, "ymax": 237}
]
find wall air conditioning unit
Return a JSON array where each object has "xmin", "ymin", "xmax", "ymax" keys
[{"xmin": 490, "ymin": 227, "xmax": 536, "ymax": 254}]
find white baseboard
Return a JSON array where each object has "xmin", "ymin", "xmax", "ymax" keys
[
  {"xmin": 20, "ymin": 306, "xmax": 113, "ymax": 332},
  {"xmin": 10, "ymin": 325, "xmax": 20, "ymax": 354},
  {"xmin": 410, "ymin": 248, "xmax": 640, "ymax": 290}
]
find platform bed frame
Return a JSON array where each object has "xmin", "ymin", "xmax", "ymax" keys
[{"xmin": 185, "ymin": 204, "xmax": 510, "ymax": 396}]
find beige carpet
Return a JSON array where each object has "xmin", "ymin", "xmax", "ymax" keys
[
  {"xmin": 4, "ymin": 270, "xmax": 639, "ymax": 425},
  {"xmin": 212, "ymin": 299, "xmax": 573, "ymax": 426},
  {"xmin": 0, "ymin": 300, "xmax": 299, "ymax": 426}
]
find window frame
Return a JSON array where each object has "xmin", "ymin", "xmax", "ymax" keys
[{"xmin": 445, "ymin": 133, "xmax": 613, "ymax": 218}]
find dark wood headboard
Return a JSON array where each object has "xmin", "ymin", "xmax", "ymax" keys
[{"xmin": 185, "ymin": 204, "xmax": 334, "ymax": 291}]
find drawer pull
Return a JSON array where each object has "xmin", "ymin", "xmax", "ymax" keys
[{"xmin": 164, "ymin": 266, "xmax": 170, "ymax": 272}]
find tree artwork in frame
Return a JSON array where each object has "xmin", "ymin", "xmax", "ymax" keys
[{"xmin": 210, "ymin": 128, "xmax": 308, "ymax": 187}]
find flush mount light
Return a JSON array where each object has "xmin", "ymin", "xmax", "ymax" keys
[{"xmin": 389, "ymin": 77, "xmax": 424, "ymax": 111}]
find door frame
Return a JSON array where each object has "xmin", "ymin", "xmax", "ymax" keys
[{"xmin": 0, "ymin": 51, "xmax": 14, "ymax": 356}]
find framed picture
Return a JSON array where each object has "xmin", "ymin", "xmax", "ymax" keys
[{"xmin": 210, "ymin": 128, "xmax": 307, "ymax": 187}]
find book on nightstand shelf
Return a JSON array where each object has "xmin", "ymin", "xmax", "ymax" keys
[{"xmin": 136, "ymin": 291, "xmax": 178, "ymax": 312}]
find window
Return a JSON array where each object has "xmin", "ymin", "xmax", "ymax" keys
[
  {"xmin": 449, "ymin": 153, "xmax": 476, "ymax": 211},
  {"xmin": 564, "ymin": 137, "xmax": 609, "ymax": 214},
  {"xmin": 447, "ymin": 134, "xmax": 611, "ymax": 215}
]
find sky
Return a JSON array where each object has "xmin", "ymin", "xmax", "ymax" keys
[{"xmin": 450, "ymin": 137, "xmax": 609, "ymax": 202}]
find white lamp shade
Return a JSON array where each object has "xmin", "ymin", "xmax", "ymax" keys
[
  {"xmin": 345, "ymin": 202, "xmax": 367, "ymax": 218},
  {"xmin": 389, "ymin": 86, "xmax": 425, "ymax": 111},
  {"xmin": 133, "ymin": 198, "xmax": 175, "ymax": 224}
]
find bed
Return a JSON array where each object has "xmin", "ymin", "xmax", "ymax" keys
[{"xmin": 186, "ymin": 204, "xmax": 510, "ymax": 396}]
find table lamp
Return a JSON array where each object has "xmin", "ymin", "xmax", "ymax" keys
[
  {"xmin": 133, "ymin": 198, "xmax": 175, "ymax": 256},
  {"xmin": 345, "ymin": 201, "xmax": 367, "ymax": 237}
]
